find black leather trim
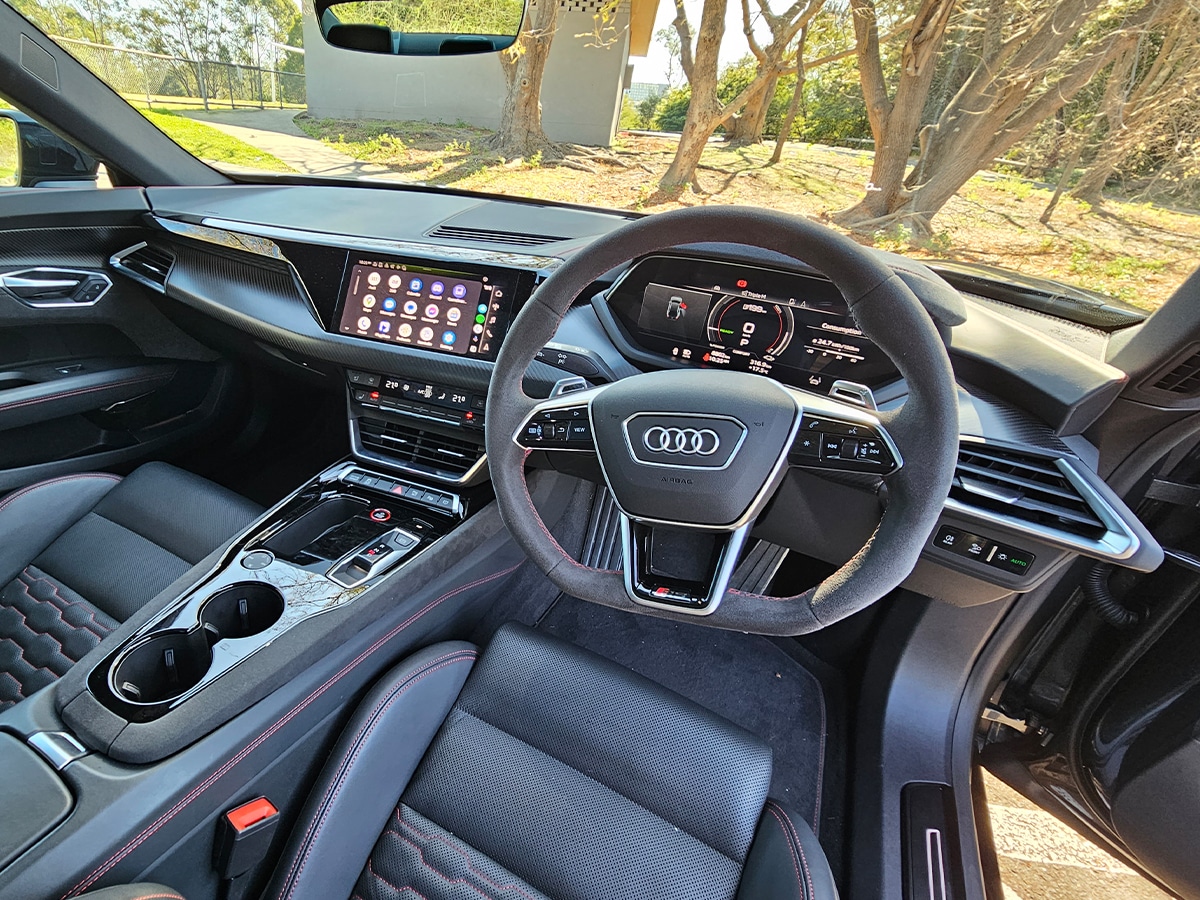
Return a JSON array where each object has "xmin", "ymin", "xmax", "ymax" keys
[
  {"xmin": 0, "ymin": 365, "xmax": 175, "ymax": 434},
  {"xmin": 0, "ymin": 473, "xmax": 121, "ymax": 587},
  {"xmin": 737, "ymin": 800, "xmax": 839, "ymax": 900},
  {"xmin": 74, "ymin": 883, "xmax": 185, "ymax": 900},
  {"xmin": 267, "ymin": 641, "xmax": 478, "ymax": 900}
]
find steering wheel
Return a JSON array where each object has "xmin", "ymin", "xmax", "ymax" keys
[{"xmin": 485, "ymin": 206, "xmax": 958, "ymax": 635}]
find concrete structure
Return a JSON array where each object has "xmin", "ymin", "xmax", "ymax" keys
[{"xmin": 302, "ymin": 0, "xmax": 660, "ymax": 147}]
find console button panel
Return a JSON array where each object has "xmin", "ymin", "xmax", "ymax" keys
[
  {"xmin": 933, "ymin": 525, "xmax": 1036, "ymax": 577},
  {"xmin": 347, "ymin": 370, "xmax": 485, "ymax": 430}
]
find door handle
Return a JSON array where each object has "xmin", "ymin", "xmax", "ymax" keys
[{"xmin": 0, "ymin": 268, "xmax": 111, "ymax": 306}]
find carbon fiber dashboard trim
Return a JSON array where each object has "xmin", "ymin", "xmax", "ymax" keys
[{"xmin": 158, "ymin": 239, "xmax": 566, "ymax": 393}]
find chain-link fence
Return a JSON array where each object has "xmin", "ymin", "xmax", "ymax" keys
[{"xmin": 55, "ymin": 37, "xmax": 305, "ymax": 110}]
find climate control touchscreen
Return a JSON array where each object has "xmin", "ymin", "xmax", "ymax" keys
[{"xmin": 336, "ymin": 258, "xmax": 512, "ymax": 357}]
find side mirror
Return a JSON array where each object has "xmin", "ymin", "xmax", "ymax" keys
[
  {"xmin": 316, "ymin": 0, "xmax": 525, "ymax": 56},
  {"xmin": 0, "ymin": 109, "xmax": 99, "ymax": 188}
]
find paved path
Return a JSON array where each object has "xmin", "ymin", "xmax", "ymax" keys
[
  {"xmin": 181, "ymin": 108, "xmax": 408, "ymax": 180},
  {"xmin": 984, "ymin": 772, "xmax": 1172, "ymax": 900}
]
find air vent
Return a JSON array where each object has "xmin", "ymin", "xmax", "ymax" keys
[
  {"xmin": 358, "ymin": 417, "xmax": 483, "ymax": 480},
  {"xmin": 427, "ymin": 225, "xmax": 567, "ymax": 247},
  {"xmin": 1151, "ymin": 348, "xmax": 1200, "ymax": 395},
  {"xmin": 951, "ymin": 444, "xmax": 1106, "ymax": 538},
  {"xmin": 111, "ymin": 243, "xmax": 174, "ymax": 291}
]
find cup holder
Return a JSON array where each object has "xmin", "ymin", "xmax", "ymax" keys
[
  {"xmin": 199, "ymin": 583, "xmax": 285, "ymax": 639},
  {"xmin": 109, "ymin": 583, "xmax": 284, "ymax": 706}
]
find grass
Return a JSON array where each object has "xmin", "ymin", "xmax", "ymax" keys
[
  {"xmin": 0, "ymin": 118, "xmax": 16, "ymax": 186},
  {"xmin": 142, "ymin": 109, "xmax": 292, "ymax": 172},
  {"xmin": 297, "ymin": 115, "xmax": 1200, "ymax": 310},
  {"xmin": 300, "ymin": 120, "xmax": 1190, "ymax": 309}
]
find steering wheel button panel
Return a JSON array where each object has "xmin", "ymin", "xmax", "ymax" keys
[
  {"xmin": 788, "ymin": 410, "xmax": 899, "ymax": 475},
  {"xmin": 517, "ymin": 404, "xmax": 595, "ymax": 451}
]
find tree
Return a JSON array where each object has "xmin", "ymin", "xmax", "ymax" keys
[
  {"xmin": 659, "ymin": 0, "xmax": 823, "ymax": 188},
  {"xmin": 489, "ymin": 0, "xmax": 560, "ymax": 159},
  {"xmin": 656, "ymin": 25, "xmax": 684, "ymax": 87},
  {"xmin": 831, "ymin": 0, "xmax": 956, "ymax": 231},
  {"xmin": 1070, "ymin": 0, "xmax": 1200, "ymax": 203},
  {"xmin": 836, "ymin": 0, "xmax": 1176, "ymax": 236},
  {"xmin": 725, "ymin": 0, "xmax": 827, "ymax": 145},
  {"xmin": 659, "ymin": 0, "xmax": 726, "ymax": 189}
]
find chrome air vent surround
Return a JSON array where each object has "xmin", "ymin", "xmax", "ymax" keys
[
  {"xmin": 110, "ymin": 242, "xmax": 174, "ymax": 292},
  {"xmin": 945, "ymin": 439, "xmax": 1140, "ymax": 561}
]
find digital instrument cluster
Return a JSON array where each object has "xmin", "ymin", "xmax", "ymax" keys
[{"xmin": 604, "ymin": 256, "xmax": 899, "ymax": 391}]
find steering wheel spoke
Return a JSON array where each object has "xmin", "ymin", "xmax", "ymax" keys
[{"xmin": 620, "ymin": 515, "xmax": 753, "ymax": 614}]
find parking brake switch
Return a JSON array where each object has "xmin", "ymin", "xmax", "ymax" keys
[{"xmin": 327, "ymin": 527, "xmax": 420, "ymax": 588}]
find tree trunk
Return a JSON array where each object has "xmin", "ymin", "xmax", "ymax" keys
[
  {"xmin": 659, "ymin": 0, "xmax": 726, "ymax": 190},
  {"xmin": 727, "ymin": 73, "xmax": 778, "ymax": 144},
  {"xmin": 489, "ymin": 0, "xmax": 560, "ymax": 160},
  {"xmin": 771, "ymin": 28, "xmax": 809, "ymax": 164},
  {"xmin": 832, "ymin": 0, "xmax": 956, "ymax": 227}
]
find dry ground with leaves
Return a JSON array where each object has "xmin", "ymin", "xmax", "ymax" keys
[{"xmin": 297, "ymin": 117, "xmax": 1200, "ymax": 312}]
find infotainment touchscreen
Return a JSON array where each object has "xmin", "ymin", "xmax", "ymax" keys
[{"xmin": 335, "ymin": 257, "xmax": 520, "ymax": 358}]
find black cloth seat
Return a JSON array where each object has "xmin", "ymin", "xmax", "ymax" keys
[
  {"xmin": 0, "ymin": 463, "xmax": 261, "ymax": 712},
  {"xmin": 264, "ymin": 623, "xmax": 838, "ymax": 900}
]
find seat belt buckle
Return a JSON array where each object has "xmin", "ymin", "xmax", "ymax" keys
[{"xmin": 214, "ymin": 796, "xmax": 280, "ymax": 880}]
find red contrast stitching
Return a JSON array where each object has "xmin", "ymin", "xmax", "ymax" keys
[
  {"xmin": 765, "ymin": 801, "xmax": 815, "ymax": 900},
  {"xmin": 763, "ymin": 804, "xmax": 804, "ymax": 898},
  {"xmin": 64, "ymin": 563, "xmax": 522, "ymax": 899},
  {"xmin": 382, "ymin": 808, "xmax": 543, "ymax": 900},
  {"xmin": 367, "ymin": 857, "xmax": 430, "ymax": 899},
  {"xmin": 0, "ymin": 374, "xmax": 168, "ymax": 415},
  {"xmin": 0, "ymin": 473, "xmax": 120, "ymax": 518},
  {"xmin": 19, "ymin": 569, "xmax": 114, "ymax": 639},
  {"xmin": 279, "ymin": 650, "xmax": 478, "ymax": 900}
]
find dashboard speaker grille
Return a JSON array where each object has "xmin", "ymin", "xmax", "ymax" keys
[
  {"xmin": 1151, "ymin": 347, "xmax": 1200, "ymax": 395},
  {"xmin": 358, "ymin": 416, "xmax": 482, "ymax": 478},
  {"xmin": 952, "ymin": 445, "xmax": 1106, "ymax": 538},
  {"xmin": 427, "ymin": 225, "xmax": 566, "ymax": 247},
  {"xmin": 112, "ymin": 243, "xmax": 174, "ymax": 289}
]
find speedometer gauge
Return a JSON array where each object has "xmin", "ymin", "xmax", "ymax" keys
[{"xmin": 706, "ymin": 296, "xmax": 795, "ymax": 357}]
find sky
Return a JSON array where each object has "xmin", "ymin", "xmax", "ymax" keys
[{"xmin": 630, "ymin": 0, "xmax": 770, "ymax": 86}]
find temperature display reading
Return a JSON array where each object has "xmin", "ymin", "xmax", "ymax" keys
[{"xmin": 610, "ymin": 256, "xmax": 897, "ymax": 391}]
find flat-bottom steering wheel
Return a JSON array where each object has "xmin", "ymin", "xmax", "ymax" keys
[{"xmin": 485, "ymin": 207, "xmax": 958, "ymax": 635}]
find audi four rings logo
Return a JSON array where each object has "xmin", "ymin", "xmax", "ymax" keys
[{"xmin": 642, "ymin": 426, "xmax": 721, "ymax": 456}]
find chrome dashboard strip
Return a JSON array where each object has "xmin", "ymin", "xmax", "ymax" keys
[{"xmin": 186, "ymin": 216, "xmax": 564, "ymax": 272}]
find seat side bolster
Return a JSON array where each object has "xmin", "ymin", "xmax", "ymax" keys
[
  {"xmin": 267, "ymin": 641, "xmax": 478, "ymax": 900},
  {"xmin": 73, "ymin": 882, "xmax": 185, "ymax": 900},
  {"xmin": 0, "ymin": 474, "xmax": 121, "ymax": 587},
  {"xmin": 736, "ymin": 800, "xmax": 839, "ymax": 900}
]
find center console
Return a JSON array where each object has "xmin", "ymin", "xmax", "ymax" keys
[{"xmin": 84, "ymin": 462, "xmax": 480, "ymax": 723}]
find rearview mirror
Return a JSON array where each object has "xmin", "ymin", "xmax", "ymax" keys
[
  {"xmin": 0, "ymin": 110, "xmax": 99, "ymax": 188},
  {"xmin": 316, "ymin": 0, "xmax": 524, "ymax": 56}
]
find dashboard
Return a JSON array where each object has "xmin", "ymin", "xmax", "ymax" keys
[{"xmin": 99, "ymin": 183, "xmax": 1157, "ymax": 603}]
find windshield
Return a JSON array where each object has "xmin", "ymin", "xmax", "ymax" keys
[{"xmin": 7, "ymin": 0, "xmax": 1199, "ymax": 312}]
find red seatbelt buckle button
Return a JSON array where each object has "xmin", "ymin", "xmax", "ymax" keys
[{"xmin": 215, "ymin": 796, "xmax": 280, "ymax": 879}]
